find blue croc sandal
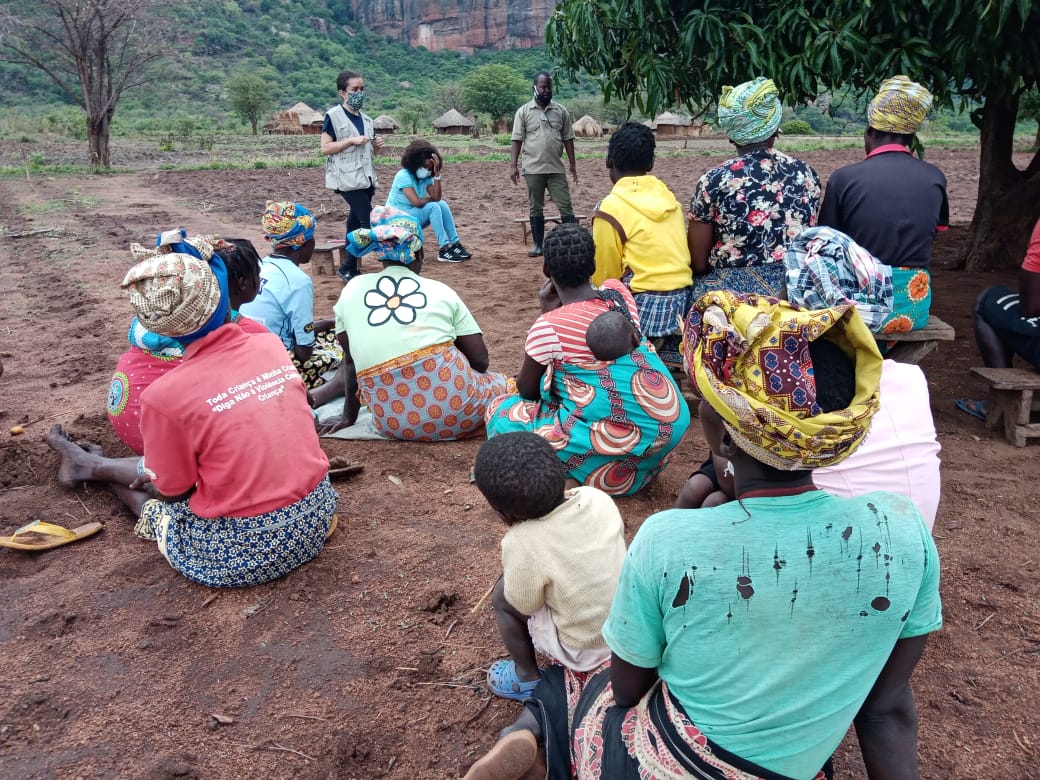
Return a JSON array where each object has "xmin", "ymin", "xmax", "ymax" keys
[
  {"xmin": 486, "ymin": 660, "xmax": 541, "ymax": 701},
  {"xmin": 955, "ymin": 398, "xmax": 987, "ymax": 421}
]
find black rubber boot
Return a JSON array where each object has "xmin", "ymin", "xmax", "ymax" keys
[
  {"xmin": 528, "ymin": 215, "xmax": 545, "ymax": 257},
  {"xmin": 338, "ymin": 249, "xmax": 360, "ymax": 283},
  {"xmin": 561, "ymin": 213, "xmax": 578, "ymax": 224}
]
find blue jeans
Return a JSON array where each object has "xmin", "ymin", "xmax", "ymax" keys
[{"xmin": 398, "ymin": 200, "xmax": 459, "ymax": 248}]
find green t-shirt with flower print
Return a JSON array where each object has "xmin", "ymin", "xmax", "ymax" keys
[{"xmin": 333, "ymin": 264, "xmax": 481, "ymax": 373}]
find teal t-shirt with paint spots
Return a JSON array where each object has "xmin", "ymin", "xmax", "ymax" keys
[{"xmin": 602, "ymin": 489, "xmax": 941, "ymax": 779}]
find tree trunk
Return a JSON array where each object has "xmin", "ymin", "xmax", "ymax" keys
[
  {"xmin": 965, "ymin": 94, "xmax": 1040, "ymax": 270},
  {"xmin": 87, "ymin": 112, "xmax": 111, "ymax": 170},
  {"xmin": 250, "ymin": 115, "xmax": 258, "ymax": 136}
]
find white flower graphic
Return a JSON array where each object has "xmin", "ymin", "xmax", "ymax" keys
[{"xmin": 364, "ymin": 275, "xmax": 427, "ymax": 326}]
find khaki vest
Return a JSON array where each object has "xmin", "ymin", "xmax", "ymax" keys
[{"xmin": 324, "ymin": 105, "xmax": 378, "ymax": 192}]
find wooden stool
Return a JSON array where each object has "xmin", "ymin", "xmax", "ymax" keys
[
  {"xmin": 970, "ymin": 366, "xmax": 1040, "ymax": 447},
  {"xmin": 879, "ymin": 315, "xmax": 956, "ymax": 364},
  {"xmin": 513, "ymin": 214, "xmax": 588, "ymax": 244},
  {"xmin": 310, "ymin": 241, "xmax": 349, "ymax": 276}
]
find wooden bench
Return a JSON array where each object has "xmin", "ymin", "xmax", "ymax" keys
[
  {"xmin": 514, "ymin": 214, "xmax": 588, "ymax": 244},
  {"xmin": 310, "ymin": 240, "xmax": 349, "ymax": 277},
  {"xmin": 970, "ymin": 367, "xmax": 1040, "ymax": 447},
  {"xmin": 879, "ymin": 315, "xmax": 956, "ymax": 364}
]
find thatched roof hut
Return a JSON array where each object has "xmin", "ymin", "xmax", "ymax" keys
[
  {"xmin": 433, "ymin": 109, "xmax": 474, "ymax": 135},
  {"xmin": 649, "ymin": 111, "xmax": 709, "ymax": 138},
  {"xmin": 573, "ymin": 115, "xmax": 603, "ymax": 138},
  {"xmin": 372, "ymin": 115, "xmax": 400, "ymax": 134}
]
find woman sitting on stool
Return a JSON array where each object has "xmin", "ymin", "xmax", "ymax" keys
[{"xmin": 385, "ymin": 139, "xmax": 471, "ymax": 264}]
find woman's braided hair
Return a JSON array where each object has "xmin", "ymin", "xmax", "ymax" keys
[{"xmin": 543, "ymin": 223, "xmax": 641, "ymax": 331}]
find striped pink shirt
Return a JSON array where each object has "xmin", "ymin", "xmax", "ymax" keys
[{"xmin": 525, "ymin": 279, "xmax": 640, "ymax": 365}]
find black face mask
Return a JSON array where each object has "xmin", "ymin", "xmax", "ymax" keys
[{"xmin": 534, "ymin": 91, "xmax": 552, "ymax": 107}]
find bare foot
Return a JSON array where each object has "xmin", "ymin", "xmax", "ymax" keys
[{"xmin": 46, "ymin": 425, "xmax": 103, "ymax": 488}]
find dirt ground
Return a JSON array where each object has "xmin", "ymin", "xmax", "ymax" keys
[{"xmin": 0, "ymin": 140, "xmax": 1037, "ymax": 780}]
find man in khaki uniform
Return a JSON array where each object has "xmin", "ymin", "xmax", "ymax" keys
[{"xmin": 509, "ymin": 72, "xmax": 578, "ymax": 257}]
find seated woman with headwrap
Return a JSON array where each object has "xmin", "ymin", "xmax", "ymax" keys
[
  {"xmin": 485, "ymin": 224, "xmax": 690, "ymax": 497},
  {"xmin": 677, "ymin": 226, "xmax": 943, "ymax": 529},
  {"xmin": 465, "ymin": 292, "xmax": 942, "ymax": 780},
  {"xmin": 687, "ymin": 77, "xmax": 821, "ymax": 300},
  {"xmin": 322, "ymin": 206, "xmax": 510, "ymax": 440},
  {"xmin": 819, "ymin": 76, "xmax": 948, "ymax": 334},
  {"xmin": 107, "ymin": 236, "xmax": 267, "ymax": 454},
  {"xmin": 48, "ymin": 230, "xmax": 338, "ymax": 588},
  {"xmin": 240, "ymin": 201, "xmax": 343, "ymax": 390}
]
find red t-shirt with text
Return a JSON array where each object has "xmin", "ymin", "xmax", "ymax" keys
[{"xmin": 141, "ymin": 324, "xmax": 328, "ymax": 517}]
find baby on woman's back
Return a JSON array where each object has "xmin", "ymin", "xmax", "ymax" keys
[{"xmin": 586, "ymin": 309, "xmax": 640, "ymax": 362}]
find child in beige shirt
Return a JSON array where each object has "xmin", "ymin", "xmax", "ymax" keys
[{"xmin": 473, "ymin": 431, "xmax": 626, "ymax": 701}]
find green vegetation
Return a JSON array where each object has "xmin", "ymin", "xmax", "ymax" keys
[
  {"xmin": 780, "ymin": 120, "xmax": 814, "ymax": 136},
  {"xmin": 228, "ymin": 69, "xmax": 276, "ymax": 136},
  {"xmin": 462, "ymin": 65, "xmax": 529, "ymax": 124}
]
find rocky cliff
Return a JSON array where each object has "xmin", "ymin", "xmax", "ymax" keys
[{"xmin": 348, "ymin": 0, "xmax": 558, "ymax": 52}]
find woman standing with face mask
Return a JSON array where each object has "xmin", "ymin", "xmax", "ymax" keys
[
  {"xmin": 321, "ymin": 70, "xmax": 385, "ymax": 283},
  {"xmin": 385, "ymin": 139, "xmax": 471, "ymax": 263}
]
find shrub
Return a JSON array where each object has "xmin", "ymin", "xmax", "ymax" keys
[
  {"xmin": 493, "ymin": 133, "xmax": 511, "ymax": 146},
  {"xmin": 780, "ymin": 120, "xmax": 814, "ymax": 136}
]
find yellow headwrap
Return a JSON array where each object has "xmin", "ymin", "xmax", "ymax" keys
[
  {"xmin": 684, "ymin": 291, "xmax": 882, "ymax": 470},
  {"xmin": 866, "ymin": 76, "xmax": 933, "ymax": 135}
]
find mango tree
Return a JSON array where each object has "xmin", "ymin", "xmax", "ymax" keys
[{"xmin": 546, "ymin": 0, "xmax": 1040, "ymax": 269}]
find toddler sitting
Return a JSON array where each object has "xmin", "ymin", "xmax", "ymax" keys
[{"xmin": 473, "ymin": 431, "xmax": 626, "ymax": 701}]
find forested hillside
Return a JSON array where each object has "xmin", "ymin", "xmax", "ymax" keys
[{"xmin": 0, "ymin": 0, "xmax": 554, "ymax": 134}]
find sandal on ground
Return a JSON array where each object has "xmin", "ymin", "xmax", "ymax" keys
[
  {"xmin": 487, "ymin": 659, "xmax": 542, "ymax": 701},
  {"xmin": 0, "ymin": 520, "xmax": 103, "ymax": 551},
  {"xmin": 955, "ymin": 398, "xmax": 987, "ymax": 421},
  {"xmin": 463, "ymin": 730, "xmax": 538, "ymax": 780},
  {"xmin": 327, "ymin": 456, "xmax": 364, "ymax": 480},
  {"xmin": 325, "ymin": 514, "xmax": 339, "ymax": 541}
]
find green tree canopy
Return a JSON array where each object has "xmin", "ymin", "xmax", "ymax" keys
[
  {"xmin": 546, "ymin": 0, "xmax": 1040, "ymax": 269},
  {"xmin": 462, "ymin": 64, "xmax": 528, "ymax": 123},
  {"xmin": 227, "ymin": 69, "xmax": 274, "ymax": 136}
]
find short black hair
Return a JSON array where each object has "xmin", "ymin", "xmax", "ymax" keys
[
  {"xmin": 474, "ymin": 432, "xmax": 566, "ymax": 521},
  {"xmin": 608, "ymin": 122, "xmax": 655, "ymax": 174},
  {"xmin": 337, "ymin": 70, "xmax": 362, "ymax": 91},
  {"xmin": 216, "ymin": 238, "xmax": 261, "ymax": 285},
  {"xmin": 400, "ymin": 139, "xmax": 438, "ymax": 174},
  {"xmin": 534, "ymin": 70, "xmax": 552, "ymax": 85},
  {"xmin": 543, "ymin": 224, "xmax": 595, "ymax": 288},
  {"xmin": 808, "ymin": 337, "xmax": 856, "ymax": 412},
  {"xmin": 865, "ymin": 126, "xmax": 914, "ymax": 147},
  {"xmin": 587, "ymin": 310, "xmax": 639, "ymax": 361}
]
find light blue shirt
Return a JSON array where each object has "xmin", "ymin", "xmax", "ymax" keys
[
  {"xmin": 239, "ymin": 255, "xmax": 315, "ymax": 350},
  {"xmin": 386, "ymin": 168, "xmax": 433, "ymax": 211},
  {"xmin": 602, "ymin": 489, "xmax": 942, "ymax": 779}
]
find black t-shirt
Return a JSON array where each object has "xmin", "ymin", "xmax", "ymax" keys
[
  {"xmin": 819, "ymin": 149, "xmax": 949, "ymax": 268},
  {"xmin": 321, "ymin": 107, "xmax": 365, "ymax": 141}
]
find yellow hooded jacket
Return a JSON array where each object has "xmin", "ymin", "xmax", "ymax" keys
[{"xmin": 591, "ymin": 174, "xmax": 693, "ymax": 293}]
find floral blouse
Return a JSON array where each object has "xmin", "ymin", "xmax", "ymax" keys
[{"xmin": 690, "ymin": 149, "xmax": 821, "ymax": 269}]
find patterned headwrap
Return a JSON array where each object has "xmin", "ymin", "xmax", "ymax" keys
[
  {"xmin": 783, "ymin": 227, "xmax": 894, "ymax": 334},
  {"xmin": 717, "ymin": 77, "xmax": 782, "ymax": 145},
  {"xmin": 262, "ymin": 201, "xmax": 316, "ymax": 248},
  {"xmin": 684, "ymin": 290, "xmax": 882, "ymax": 470},
  {"xmin": 121, "ymin": 228, "xmax": 230, "ymax": 345},
  {"xmin": 866, "ymin": 76, "xmax": 933, "ymax": 134},
  {"xmin": 347, "ymin": 205, "xmax": 424, "ymax": 265}
]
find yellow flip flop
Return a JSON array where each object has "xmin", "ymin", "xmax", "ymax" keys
[
  {"xmin": 325, "ymin": 514, "xmax": 338, "ymax": 540},
  {"xmin": 0, "ymin": 520, "xmax": 104, "ymax": 551}
]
